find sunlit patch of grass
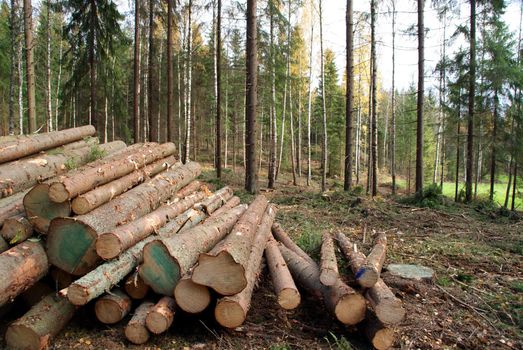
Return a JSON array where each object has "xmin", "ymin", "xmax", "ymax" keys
[{"xmin": 324, "ymin": 332, "xmax": 355, "ymax": 350}]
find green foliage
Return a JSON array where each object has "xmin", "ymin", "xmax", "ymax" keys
[
  {"xmin": 401, "ymin": 183, "xmax": 446, "ymax": 208},
  {"xmin": 86, "ymin": 145, "xmax": 107, "ymax": 163},
  {"xmin": 324, "ymin": 332, "xmax": 355, "ymax": 350},
  {"xmin": 64, "ymin": 157, "xmax": 78, "ymax": 170}
]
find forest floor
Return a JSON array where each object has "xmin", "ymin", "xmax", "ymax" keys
[{"xmin": 2, "ymin": 164, "xmax": 522, "ymax": 350}]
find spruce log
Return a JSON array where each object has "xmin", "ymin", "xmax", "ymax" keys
[
  {"xmin": 334, "ymin": 232, "xmax": 367, "ymax": 280},
  {"xmin": 5, "ymin": 294, "xmax": 76, "ymax": 350},
  {"xmin": 175, "ymin": 180, "xmax": 204, "ymax": 199},
  {"xmin": 196, "ymin": 186, "xmax": 233, "ymax": 214},
  {"xmin": 72, "ymin": 156, "xmax": 178, "ymax": 214},
  {"xmin": 94, "ymin": 289, "xmax": 131, "ymax": 324},
  {"xmin": 125, "ymin": 301, "xmax": 155, "ymax": 345},
  {"xmin": 215, "ymin": 205, "xmax": 277, "ymax": 328},
  {"xmin": 0, "ymin": 241, "xmax": 49, "ymax": 306},
  {"xmin": 66, "ymin": 205, "xmax": 207, "ymax": 306},
  {"xmin": 158, "ymin": 207, "xmax": 207, "ymax": 238},
  {"xmin": 174, "ymin": 272, "xmax": 211, "ymax": 314},
  {"xmin": 47, "ymin": 161, "xmax": 201, "ymax": 275},
  {"xmin": 363, "ymin": 316, "xmax": 396, "ymax": 350},
  {"xmin": 0, "ymin": 235, "xmax": 7, "ymax": 253},
  {"xmin": 357, "ymin": 233, "xmax": 387, "ymax": 288},
  {"xmin": 208, "ymin": 196, "xmax": 241, "ymax": 219},
  {"xmin": 192, "ymin": 195, "xmax": 268, "ymax": 295},
  {"xmin": 264, "ymin": 236, "xmax": 300, "ymax": 310},
  {"xmin": 145, "ymin": 297, "xmax": 176, "ymax": 334},
  {"xmin": 320, "ymin": 232, "xmax": 339, "ymax": 286},
  {"xmin": 96, "ymin": 191, "xmax": 207, "ymax": 260},
  {"xmin": 0, "ymin": 191, "xmax": 27, "ymax": 227},
  {"xmin": 0, "ymin": 214, "xmax": 33, "ymax": 244},
  {"xmin": 272, "ymin": 222, "xmax": 317, "ymax": 267},
  {"xmin": 279, "ymin": 244, "xmax": 366, "ymax": 325},
  {"xmin": 0, "ymin": 125, "xmax": 96, "ymax": 165},
  {"xmin": 124, "ymin": 270, "xmax": 150, "ymax": 300},
  {"xmin": 140, "ymin": 204, "xmax": 248, "ymax": 295},
  {"xmin": 49, "ymin": 143, "xmax": 176, "ymax": 202},
  {"xmin": 0, "ymin": 141, "xmax": 126, "ymax": 198}
]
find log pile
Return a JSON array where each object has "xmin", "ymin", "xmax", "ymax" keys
[{"xmin": 0, "ymin": 127, "xmax": 406, "ymax": 350}]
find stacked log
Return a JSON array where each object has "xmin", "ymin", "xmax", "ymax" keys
[{"xmin": 125, "ymin": 301, "xmax": 155, "ymax": 345}]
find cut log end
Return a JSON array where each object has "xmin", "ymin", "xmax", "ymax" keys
[
  {"xmin": 174, "ymin": 278, "xmax": 211, "ymax": 314},
  {"xmin": 334, "ymin": 292, "xmax": 367, "ymax": 325},
  {"xmin": 124, "ymin": 272, "xmax": 150, "ymax": 300},
  {"xmin": 125, "ymin": 323, "xmax": 150, "ymax": 345},
  {"xmin": 24, "ymin": 184, "xmax": 71, "ymax": 234},
  {"xmin": 67, "ymin": 284, "xmax": 89, "ymax": 306},
  {"xmin": 48, "ymin": 182, "xmax": 69, "ymax": 203},
  {"xmin": 320, "ymin": 270, "xmax": 338, "ymax": 287},
  {"xmin": 5, "ymin": 324, "xmax": 43, "ymax": 350},
  {"xmin": 192, "ymin": 251, "xmax": 247, "ymax": 296},
  {"xmin": 277, "ymin": 288, "xmax": 301, "ymax": 310},
  {"xmin": 96, "ymin": 233, "xmax": 122, "ymax": 260},
  {"xmin": 71, "ymin": 197, "xmax": 90, "ymax": 215},
  {"xmin": 372, "ymin": 327, "xmax": 395, "ymax": 350},
  {"xmin": 145, "ymin": 297, "xmax": 176, "ymax": 334},
  {"xmin": 375, "ymin": 300, "xmax": 406, "ymax": 326},
  {"xmin": 356, "ymin": 266, "xmax": 380, "ymax": 288},
  {"xmin": 94, "ymin": 292, "xmax": 131, "ymax": 324},
  {"xmin": 214, "ymin": 299, "xmax": 246, "ymax": 329}
]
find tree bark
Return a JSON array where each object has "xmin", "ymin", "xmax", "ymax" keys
[
  {"xmin": 215, "ymin": 0, "xmax": 222, "ymax": 178},
  {"xmin": 391, "ymin": 0, "xmax": 397, "ymax": 195},
  {"xmin": 214, "ymin": 205, "xmax": 276, "ymax": 328},
  {"xmin": 0, "ymin": 240, "xmax": 48, "ymax": 307},
  {"xmin": 47, "ymin": 162, "xmax": 201, "ymax": 275},
  {"xmin": 196, "ymin": 186, "xmax": 233, "ymax": 215},
  {"xmin": 167, "ymin": 0, "xmax": 174, "ymax": 142},
  {"xmin": 125, "ymin": 301, "xmax": 154, "ymax": 345},
  {"xmin": 207, "ymin": 195, "xmax": 241, "ymax": 219},
  {"xmin": 490, "ymin": 89, "xmax": 498, "ymax": 201},
  {"xmin": 141, "ymin": 204, "xmax": 247, "ymax": 295},
  {"xmin": 45, "ymin": 0, "xmax": 52, "ymax": 132},
  {"xmin": 192, "ymin": 196, "xmax": 268, "ymax": 295},
  {"xmin": 245, "ymin": 0, "xmax": 257, "ymax": 193},
  {"xmin": 357, "ymin": 233, "xmax": 387, "ymax": 288},
  {"xmin": 466, "ymin": 0, "xmax": 476, "ymax": 202},
  {"xmin": 319, "ymin": 0, "xmax": 328, "ymax": 193},
  {"xmin": 416, "ymin": 0, "xmax": 425, "ymax": 196},
  {"xmin": 133, "ymin": 0, "xmax": 141, "ymax": 143},
  {"xmin": 344, "ymin": 0, "xmax": 354, "ymax": 191},
  {"xmin": 146, "ymin": 296, "xmax": 176, "ymax": 334},
  {"xmin": 147, "ymin": 0, "xmax": 159, "ymax": 142},
  {"xmin": 94, "ymin": 289, "xmax": 131, "ymax": 324},
  {"xmin": 320, "ymin": 232, "xmax": 339, "ymax": 286},
  {"xmin": 265, "ymin": 236, "xmax": 300, "ymax": 310},
  {"xmin": 370, "ymin": 0, "xmax": 378, "ymax": 196},
  {"xmin": 23, "ymin": 0, "xmax": 36, "ymax": 133},
  {"xmin": 307, "ymin": 8, "xmax": 314, "ymax": 187},
  {"xmin": 5, "ymin": 294, "xmax": 75, "ymax": 350},
  {"xmin": 0, "ymin": 214, "xmax": 32, "ymax": 245}
]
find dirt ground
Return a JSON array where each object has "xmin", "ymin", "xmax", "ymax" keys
[{"xmin": 1, "ymin": 166, "xmax": 522, "ymax": 350}]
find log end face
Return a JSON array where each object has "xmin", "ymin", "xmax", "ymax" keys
[
  {"xmin": 356, "ymin": 267, "xmax": 379, "ymax": 288},
  {"xmin": 214, "ymin": 299, "xmax": 246, "ymax": 329},
  {"xmin": 335, "ymin": 293, "xmax": 366, "ymax": 325},
  {"xmin": 192, "ymin": 252, "xmax": 247, "ymax": 296},
  {"xmin": 48, "ymin": 183, "xmax": 69, "ymax": 203},
  {"xmin": 372, "ymin": 328, "xmax": 396, "ymax": 350},
  {"xmin": 320, "ymin": 270, "xmax": 338, "ymax": 287},
  {"xmin": 5, "ymin": 324, "xmax": 43, "ymax": 350},
  {"xmin": 95, "ymin": 299, "xmax": 126, "ymax": 324},
  {"xmin": 67, "ymin": 283, "xmax": 90, "ymax": 306},
  {"xmin": 277, "ymin": 288, "xmax": 301, "ymax": 310},
  {"xmin": 71, "ymin": 197, "xmax": 90, "ymax": 215},
  {"xmin": 96, "ymin": 233, "xmax": 122, "ymax": 260},
  {"xmin": 140, "ymin": 242, "xmax": 180, "ymax": 296},
  {"xmin": 125, "ymin": 324, "xmax": 150, "ymax": 345},
  {"xmin": 145, "ymin": 312, "xmax": 171, "ymax": 334},
  {"xmin": 376, "ymin": 300, "xmax": 406, "ymax": 326},
  {"xmin": 24, "ymin": 184, "xmax": 71, "ymax": 234},
  {"xmin": 174, "ymin": 279, "xmax": 211, "ymax": 314}
]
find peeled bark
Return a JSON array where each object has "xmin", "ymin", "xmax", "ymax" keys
[
  {"xmin": 0, "ymin": 241, "xmax": 49, "ymax": 307},
  {"xmin": 192, "ymin": 195, "xmax": 268, "ymax": 295},
  {"xmin": 72, "ymin": 156, "xmax": 177, "ymax": 215},
  {"xmin": 66, "ymin": 205, "xmax": 207, "ymax": 306},
  {"xmin": 96, "ymin": 191, "xmax": 206, "ymax": 260},
  {"xmin": 357, "ymin": 233, "xmax": 387, "ymax": 288},
  {"xmin": 174, "ymin": 271, "xmax": 211, "ymax": 314},
  {"xmin": 47, "ymin": 162, "xmax": 201, "ymax": 275},
  {"xmin": 196, "ymin": 186, "xmax": 233, "ymax": 214},
  {"xmin": 364, "ymin": 316, "xmax": 396, "ymax": 350},
  {"xmin": 320, "ymin": 232, "xmax": 339, "ymax": 286},
  {"xmin": 0, "ymin": 125, "xmax": 96, "ymax": 165},
  {"xmin": 94, "ymin": 289, "xmax": 131, "ymax": 324},
  {"xmin": 0, "ymin": 141, "xmax": 126, "ymax": 198},
  {"xmin": 265, "ymin": 236, "xmax": 300, "ymax": 310},
  {"xmin": 125, "ymin": 301, "xmax": 154, "ymax": 345},
  {"xmin": 272, "ymin": 222, "xmax": 316, "ymax": 267},
  {"xmin": 145, "ymin": 296, "xmax": 176, "ymax": 334},
  {"xmin": 49, "ymin": 142, "xmax": 176, "ymax": 203},
  {"xmin": 140, "ymin": 204, "xmax": 247, "ymax": 295},
  {"xmin": 279, "ymin": 244, "xmax": 365, "ymax": 325},
  {"xmin": 5, "ymin": 294, "xmax": 75, "ymax": 350},
  {"xmin": 0, "ymin": 190, "xmax": 28, "ymax": 228},
  {"xmin": 215, "ymin": 205, "xmax": 277, "ymax": 328},
  {"xmin": 0, "ymin": 214, "xmax": 33, "ymax": 244},
  {"xmin": 124, "ymin": 270, "xmax": 149, "ymax": 300},
  {"xmin": 366, "ymin": 279, "xmax": 405, "ymax": 325},
  {"xmin": 207, "ymin": 196, "xmax": 241, "ymax": 219}
]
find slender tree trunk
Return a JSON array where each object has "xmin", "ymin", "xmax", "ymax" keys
[
  {"xmin": 245, "ymin": 0, "xmax": 257, "ymax": 193},
  {"xmin": 466, "ymin": 0, "xmax": 476, "ymax": 202},
  {"xmin": 268, "ymin": 0, "xmax": 276, "ymax": 189},
  {"xmin": 306, "ymin": 11, "xmax": 313, "ymax": 186},
  {"xmin": 391, "ymin": 0, "xmax": 396, "ymax": 194},
  {"xmin": 505, "ymin": 156, "xmax": 513, "ymax": 208},
  {"xmin": 177, "ymin": 53, "xmax": 182, "ymax": 159},
  {"xmin": 415, "ymin": 0, "xmax": 424, "ymax": 196},
  {"xmin": 512, "ymin": 163, "xmax": 518, "ymax": 211},
  {"xmin": 8, "ymin": 0, "xmax": 18, "ymax": 135},
  {"xmin": 148, "ymin": 0, "xmax": 158, "ymax": 142},
  {"xmin": 133, "ymin": 0, "xmax": 141, "ymax": 143},
  {"xmin": 297, "ymin": 57, "xmax": 302, "ymax": 177},
  {"xmin": 45, "ymin": 0, "xmax": 52, "ymax": 133},
  {"xmin": 55, "ymin": 23, "xmax": 63, "ymax": 131},
  {"xmin": 455, "ymin": 102, "xmax": 461, "ymax": 202},
  {"xmin": 370, "ymin": 0, "xmax": 378, "ymax": 196},
  {"xmin": 17, "ymin": 8, "xmax": 24, "ymax": 135},
  {"xmin": 344, "ymin": 0, "xmax": 354, "ymax": 191},
  {"xmin": 440, "ymin": 19, "xmax": 447, "ymax": 190},
  {"xmin": 489, "ymin": 89, "xmax": 498, "ymax": 201},
  {"xmin": 224, "ymin": 47, "xmax": 229, "ymax": 169},
  {"xmin": 88, "ymin": 0, "xmax": 97, "ymax": 133},
  {"xmin": 289, "ymin": 76, "xmax": 297, "ymax": 186},
  {"xmin": 319, "ymin": 0, "xmax": 328, "ymax": 193},
  {"xmin": 23, "ymin": 0, "xmax": 36, "ymax": 133},
  {"xmin": 215, "ymin": 0, "xmax": 222, "ymax": 178},
  {"xmin": 167, "ymin": 0, "xmax": 174, "ymax": 142},
  {"xmin": 183, "ymin": 1, "xmax": 193, "ymax": 163}
]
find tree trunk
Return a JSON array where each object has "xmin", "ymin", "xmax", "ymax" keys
[
  {"xmin": 0, "ymin": 125, "xmax": 95, "ymax": 165},
  {"xmin": 8, "ymin": 0, "xmax": 18, "ymax": 135},
  {"xmin": 192, "ymin": 196, "xmax": 268, "ymax": 295},
  {"xmin": 215, "ymin": 0, "xmax": 222, "ymax": 178},
  {"xmin": 490, "ymin": 89, "xmax": 498, "ymax": 201},
  {"xmin": 466, "ymin": 0, "xmax": 476, "ymax": 202},
  {"xmin": 5, "ymin": 294, "xmax": 75, "ymax": 350},
  {"xmin": 512, "ymin": 163, "xmax": 517, "ymax": 211},
  {"xmin": 370, "ymin": 0, "xmax": 378, "ymax": 196},
  {"xmin": 268, "ymin": 0, "xmax": 276, "ymax": 189},
  {"xmin": 0, "ymin": 241, "xmax": 48, "ymax": 307},
  {"xmin": 125, "ymin": 301, "xmax": 154, "ymax": 345},
  {"xmin": 319, "ymin": 0, "xmax": 328, "ymax": 193},
  {"xmin": 391, "ymin": 0, "xmax": 397, "ymax": 195},
  {"xmin": 47, "ymin": 162, "xmax": 202, "ymax": 275},
  {"xmin": 245, "ymin": 0, "xmax": 257, "ymax": 193},
  {"xmin": 94, "ymin": 289, "xmax": 131, "ymax": 324},
  {"xmin": 357, "ymin": 233, "xmax": 387, "ymax": 287},
  {"xmin": 134, "ymin": 0, "xmax": 141, "ymax": 142},
  {"xmin": 344, "ymin": 0, "xmax": 354, "ymax": 191},
  {"xmin": 307, "ymin": 12, "xmax": 314, "ymax": 186},
  {"xmin": 71, "ymin": 156, "xmax": 177, "ymax": 215},
  {"xmin": 48, "ymin": 143, "xmax": 176, "ymax": 202},
  {"xmin": 271, "ymin": 222, "xmax": 316, "ymax": 267},
  {"xmin": 0, "ymin": 214, "xmax": 33, "ymax": 245},
  {"xmin": 319, "ymin": 232, "xmax": 339, "ymax": 286},
  {"xmin": 167, "ymin": 0, "xmax": 174, "ymax": 142},
  {"xmin": 148, "ymin": 0, "xmax": 158, "ymax": 142},
  {"xmin": 1, "ymin": 140, "xmax": 125, "ymax": 199},
  {"xmin": 23, "ymin": 0, "xmax": 36, "ymax": 133},
  {"xmin": 141, "ymin": 204, "xmax": 247, "ymax": 295},
  {"xmin": 207, "ymin": 195, "xmax": 241, "ymax": 219},
  {"xmin": 416, "ymin": 0, "xmax": 425, "ymax": 196},
  {"xmin": 0, "ymin": 190, "xmax": 28, "ymax": 228},
  {"xmin": 455, "ymin": 100, "xmax": 461, "ymax": 202},
  {"xmin": 45, "ymin": 0, "xmax": 52, "ymax": 132},
  {"xmin": 96, "ymin": 191, "xmax": 206, "ymax": 260},
  {"xmin": 183, "ymin": 0, "xmax": 193, "ymax": 163},
  {"xmin": 146, "ymin": 296, "xmax": 176, "ymax": 334},
  {"xmin": 124, "ymin": 271, "xmax": 149, "ymax": 300},
  {"xmin": 196, "ymin": 186, "xmax": 233, "ymax": 215}
]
